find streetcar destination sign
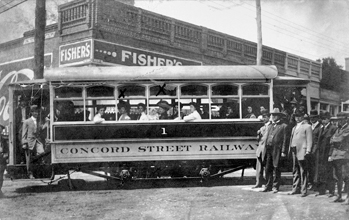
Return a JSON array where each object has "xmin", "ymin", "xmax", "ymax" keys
[{"xmin": 52, "ymin": 140, "xmax": 257, "ymax": 163}]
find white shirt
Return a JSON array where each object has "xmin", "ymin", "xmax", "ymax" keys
[
  {"xmin": 183, "ymin": 110, "xmax": 202, "ymax": 122},
  {"xmin": 31, "ymin": 116, "xmax": 37, "ymax": 130},
  {"xmin": 311, "ymin": 121, "xmax": 319, "ymax": 130},
  {"xmin": 93, "ymin": 113, "xmax": 105, "ymax": 123},
  {"xmin": 138, "ymin": 112, "xmax": 149, "ymax": 121}
]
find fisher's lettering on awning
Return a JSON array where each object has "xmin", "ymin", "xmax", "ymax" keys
[{"xmin": 93, "ymin": 40, "xmax": 202, "ymax": 66}]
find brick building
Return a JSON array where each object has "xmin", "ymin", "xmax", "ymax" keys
[{"xmin": 1, "ymin": 0, "xmax": 342, "ymax": 126}]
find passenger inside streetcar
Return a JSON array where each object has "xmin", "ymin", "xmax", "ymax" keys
[
  {"xmin": 183, "ymin": 102, "xmax": 202, "ymax": 122},
  {"xmin": 148, "ymin": 108, "xmax": 159, "ymax": 120},
  {"xmin": 157, "ymin": 100, "xmax": 171, "ymax": 120},
  {"xmin": 93, "ymin": 106, "xmax": 106, "ymax": 124},
  {"xmin": 170, "ymin": 102, "xmax": 184, "ymax": 120},
  {"xmin": 137, "ymin": 103, "xmax": 148, "ymax": 121},
  {"xmin": 118, "ymin": 101, "xmax": 131, "ymax": 121},
  {"xmin": 244, "ymin": 106, "xmax": 256, "ymax": 119}
]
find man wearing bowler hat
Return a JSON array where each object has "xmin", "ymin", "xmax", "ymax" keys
[
  {"xmin": 22, "ymin": 105, "xmax": 45, "ymax": 179},
  {"xmin": 261, "ymin": 108, "xmax": 287, "ymax": 193},
  {"xmin": 308, "ymin": 109, "xmax": 322, "ymax": 191},
  {"xmin": 288, "ymin": 109, "xmax": 313, "ymax": 197}
]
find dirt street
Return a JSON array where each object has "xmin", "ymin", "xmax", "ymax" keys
[{"xmin": 1, "ymin": 171, "xmax": 349, "ymax": 220}]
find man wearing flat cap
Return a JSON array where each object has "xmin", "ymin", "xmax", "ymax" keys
[
  {"xmin": 22, "ymin": 105, "xmax": 45, "ymax": 179},
  {"xmin": 328, "ymin": 111, "xmax": 349, "ymax": 203},
  {"xmin": 308, "ymin": 110, "xmax": 322, "ymax": 191},
  {"xmin": 157, "ymin": 100, "xmax": 172, "ymax": 120},
  {"xmin": 316, "ymin": 111, "xmax": 337, "ymax": 196},
  {"xmin": 288, "ymin": 109, "xmax": 313, "ymax": 197},
  {"xmin": 261, "ymin": 108, "xmax": 287, "ymax": 193}
]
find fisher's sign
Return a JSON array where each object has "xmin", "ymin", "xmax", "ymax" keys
[
  {"xmin": 59, "ymin": 40, "xmax": 92, "ymax": 66},
  {"xmin": 52, "ymin": 140, "xmax": 257, "ymax": 163},
  {"xmin": 93, "ymin": 40, "xmax": 202, "ymax": 66}
]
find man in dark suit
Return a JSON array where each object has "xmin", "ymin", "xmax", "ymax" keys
[
  {"xmin": 261, "ymin": 108, "xmax": 287, "ymax": 193},
  {"xmin": 288, "ymin": 109, "xmax": 313, "ymax": 197},
  {"xmin": 308, "ymin": 110, "xmax": 322, "ymax": 191},
  {"xmin": 0, "ymin": 124, "xmax": 7, "ymax": 198},
  {"xmin": 328, "ymin": 111, "xmax": 349, "ymax": 203},
  {"xmin": 316, "ymin": 111, "xmax": 337, "ymax": 196},
  {"xmin": 22, "ymin": 105, "xmax": 45, "ymax": 179},
  {"xmin": 253, "ymin": 109, "xmax": 271, "ymax": 188}
]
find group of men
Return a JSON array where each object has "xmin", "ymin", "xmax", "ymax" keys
[{"xmin": 254, "ymin": 107, "xmax": 349, "ymax": 205}]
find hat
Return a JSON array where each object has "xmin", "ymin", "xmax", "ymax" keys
[
  {"xmin": 260, "ymin": 109, "xmax": 270, "ymax": 116},
  {"xmin": 189, "ymin": 102, "xmax": 201, "ymax": 111},
  {"xmin": 293, "ymin": 109, "xmax": 305, "ymax": 117},
  {"xmin": 330, "ymin": 116, "xmax": 339, "ymax": 120},
  {"xmin": 157, "ymin": 100, "xmax": 172, "ymax": 110},
  {"xmin": 321, "ymin": 111, "xmax": 331, "ymax": 119},
  {"xmin": 309, "ymin": 110, "xmax": 319, "ymax": 118},
  {"xmin": 270, "ymin": 108, "xmax": 285, "ymax": 116},
  {"xmin": 337, "ymin": 111, "xmax": 349, "ymax": 119},
  {"xmin": 30, "ymin": 105, "xmax": 39, "ymax": 112}
]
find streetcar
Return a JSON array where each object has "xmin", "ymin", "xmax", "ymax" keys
[{"xmin": 6, "ymin": 65, "xmax": 310, "ymax": 182}]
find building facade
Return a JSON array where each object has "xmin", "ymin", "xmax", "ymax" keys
[{"xmin": 1, "ymin": 0, "xmax": 338, "ymax": 127}]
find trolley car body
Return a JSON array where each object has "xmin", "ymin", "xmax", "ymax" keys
[{"xmin": 7, "ymin": 65, "xmax": 309, "ymax": 179}]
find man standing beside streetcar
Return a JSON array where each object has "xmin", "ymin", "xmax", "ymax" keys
[
  {"xmin": 328, "ymin": 111, "xmax": 349, "ymax": 204},
  {"xmin": 261, "ymin": 108, "xmax": 287, "ymax": 193},
  {"xmin": 288, "ymin": 109, "xmax": 313, "ymax": 197},
  {"xmin": 253, "ymin": 109, "xmax": 271, "ymax": 189}
]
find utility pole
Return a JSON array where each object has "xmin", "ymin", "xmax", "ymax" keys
[
  {"xmin": 34, "ymin": 0, "xmax": 46, "ymax": 79},
  {"xmin": 256, "ymin": 0, "xmax": 262, "ymax": 65}
]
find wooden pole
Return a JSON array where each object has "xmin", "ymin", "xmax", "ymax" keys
[
  {"xmin": 34, "ymin": 0, "xmax": 46, "ymax": 79},
  {"xmin": 256, "ymin": 0, "xmax": 262, "ymax": 65}
]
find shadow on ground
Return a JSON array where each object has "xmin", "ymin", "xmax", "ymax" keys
[{"xmin": 13, "ymin": 175, "xmax": 292, "ymax": 194}]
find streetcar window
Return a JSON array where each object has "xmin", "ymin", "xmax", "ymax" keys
[
  {"xmin": 181, "ymin": 84, "xmax": 208, "ymax": 96},
  {"xmin": 87, "ymin": 86, "xmax": 114, "ymax": 97},
  {"xmin": 54, "ymin": 100, "xmax": 77, "ymax": 121},
  {"xmin": 212, "ymin": 84, "xmax": 238, "ymax": 96},
  {"xmin": 116, "ymin": 85, "xmax": 146, "ymax": 120},
  {"xmin": 242, "ymin": 84, "xmax": 269, "ymax": 119},
  {"xmin": 211, "ymin": 84, "xmax": 239, "ymax": 119},
  {"xmin": 242, "ymin": 84, "xmax": 268, "ymax": 95},
  {"xmin": 86, "ymin": 86, "xmax": 116, "ymax": 121},
  {"xmin": 55, "ymin": 87, "xmax": 82, "ymax": 98},
  {"xmin": 117, "ymin": 85, "xmax": 145, "ymax": 97},
  {"xmin": 150, "ymin": 85, "xmax": 177, "ymax": 97}
]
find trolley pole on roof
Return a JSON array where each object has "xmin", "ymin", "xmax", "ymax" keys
[
  {"xmin": 34, "ymin": 0, "xmax": 46, "ymax": 79},
  {"xmin": 256, "ymin": 0, "xmax": 262, "ymax": 65}
]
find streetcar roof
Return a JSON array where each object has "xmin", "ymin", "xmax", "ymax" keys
[
  {"xmin": 43, "ymin": 65, "xmax": 278, "ymax": 82},
  {"xmin": 9, "ymin": 79, "xmax": 47, "ymax": 86},
  {"xmin": 274, "ymin": 76, "xmax": 309, "ymax": 86}
]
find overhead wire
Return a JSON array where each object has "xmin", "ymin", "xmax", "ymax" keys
[
  {"xmin": 243, "ymin": 1, "xmax": 348, "ymax": 49},
  {"xmin": 0, "ymin": 0, "xmax": 27, "ymax": 14},
  {"xmin": 205, "ymin": 1, "xmax": 349, "ymax": 59}
]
